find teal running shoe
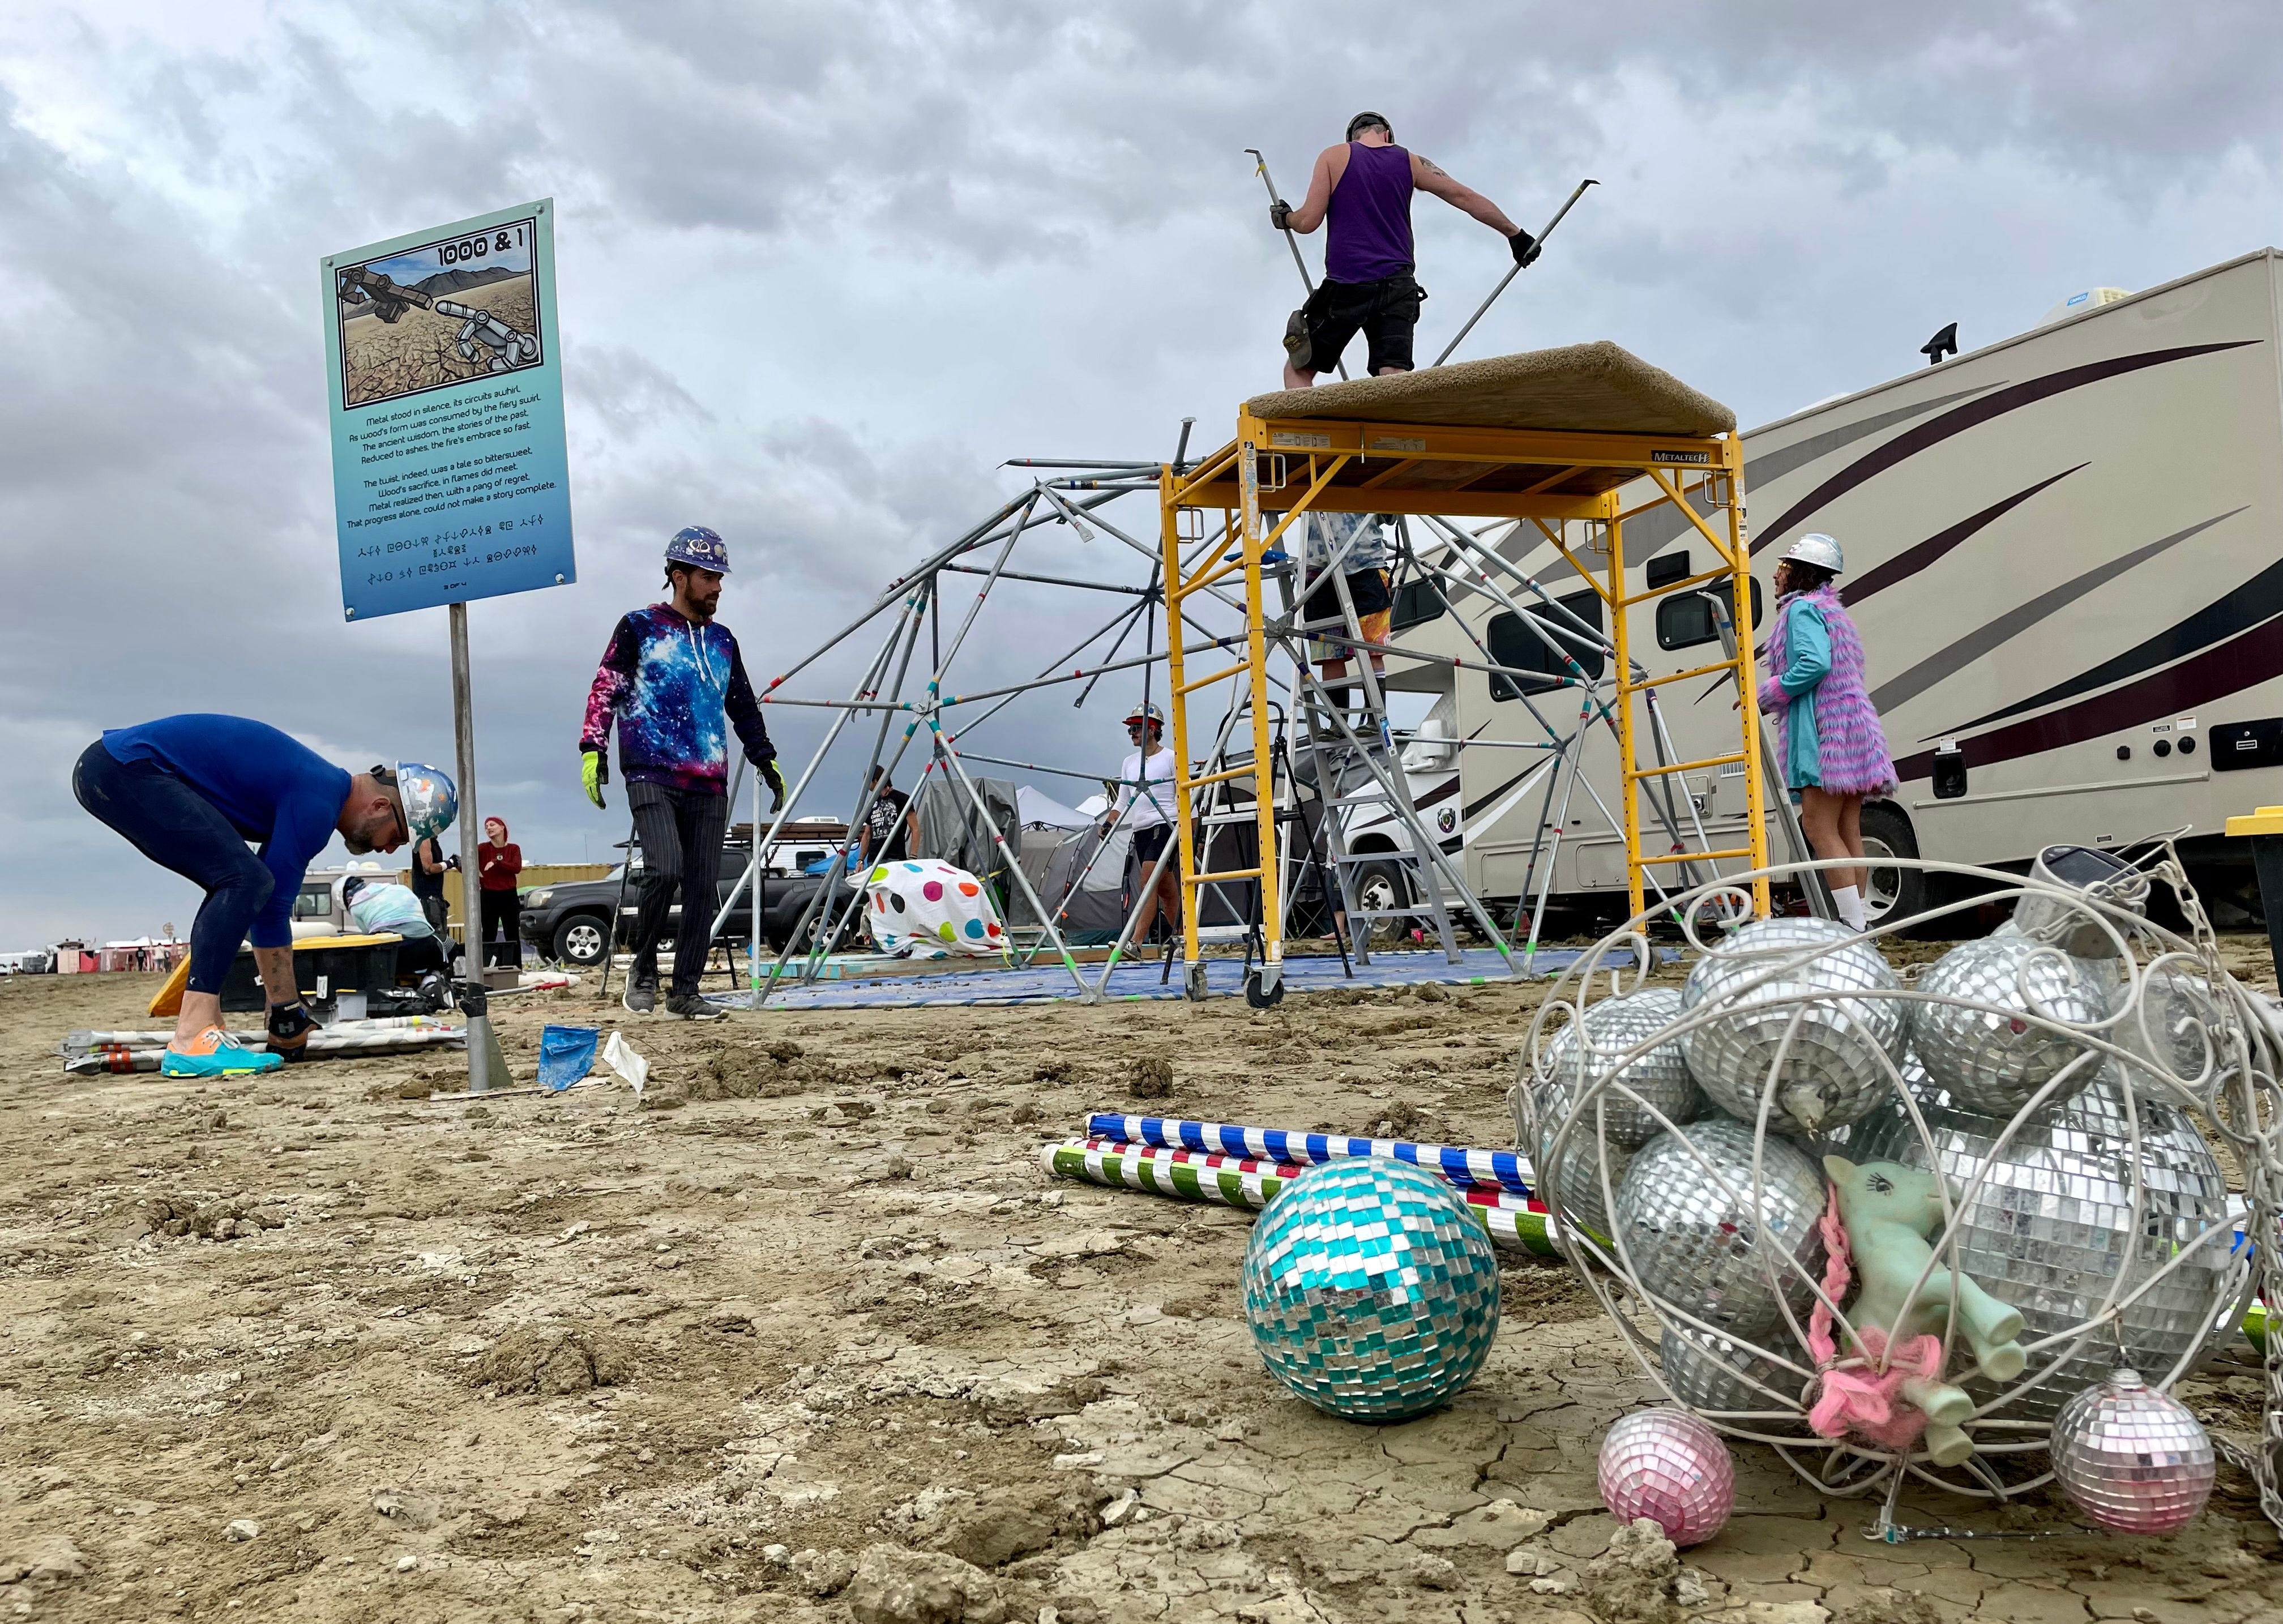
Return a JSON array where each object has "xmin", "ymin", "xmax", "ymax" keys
[{"xmin": 160, "ymin": 1028, "xmax": 283, "ymax": 1078}]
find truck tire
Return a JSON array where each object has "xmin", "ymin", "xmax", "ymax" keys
[
  {"xmin": 1349, "ymin": 858, "xmax": 1410, "ymax": 942},
  {"xmin": 551, "ymin": 912, "xmax": 611, "ymax": 968},
  {"xmin": 1858, "ymin": 801, "xmax": 1924, "ymax": 928}
]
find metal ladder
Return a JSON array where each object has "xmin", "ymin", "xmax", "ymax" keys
[{"xmin": 1277, "ymin": 539, "xmax": 1463, "ymax": 965}]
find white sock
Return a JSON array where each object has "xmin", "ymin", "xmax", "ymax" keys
[{"xmin": 1831, "ymin": 884, "xmax": 1866, "ymax": 930}]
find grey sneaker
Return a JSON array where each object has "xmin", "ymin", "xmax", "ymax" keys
[
  {"xmin": 665, "ymin": 993, "xmax": 723, "ymax": 1022},
  {"xmin": 622, "ymin": 978, "xmax": 657, "ymax": 1015}
]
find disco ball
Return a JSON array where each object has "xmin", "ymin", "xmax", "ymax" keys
[
  {"xmin": 1849, "ymin": 1071, "xmax": 2235, "ymax": 1427},
  {"xmin": 1613, "ymin": 1118, "xmax": 1826, "ymax": 1337},
  {"xmin": 1909, "ymin": 935, "xmax": 2109, "ymax": 1114},
  {"xmin": 2113, "ymin": 961, "xmax": 2224, "ymax": 1083},
  {"xmin": 1680, "ymin": 916, "xmax": 1903, "ymax": 1136},
  {"xmin": 1241, "ymin": 1157, "xmax": 1500, "ymax": 1421},
  {"xmin": 1659, "ymin": 1323, "xmax": 1811, "ymax": 1429},
  {"xmin": 1537, "ymin": 987, "xmax": 1703, "ymax": 1150},
  {"xmin": 1598, "ymin": 1409, "xmax": 1736, "ymax": 1547},
  {"xmin": 2051, "ymin": 1369, "xmax": 2215, "ymax": 1534},
  {"xmin": 1541, "ymin": 1135, "xmax": 1635, "ymax": 1246}
]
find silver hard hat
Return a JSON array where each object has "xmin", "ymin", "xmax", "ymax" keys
[{"xmin": 1782, "ymin": 533, "xmax": 1844, "ymax": 574}]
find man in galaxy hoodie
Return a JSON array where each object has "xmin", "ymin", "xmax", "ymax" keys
[{"xmin": 580, "ymin": 526, "xmax": 785, "ymax": 1017}]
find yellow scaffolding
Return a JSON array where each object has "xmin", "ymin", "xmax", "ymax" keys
[{"xmin": 1160, "ymin": 403, "xmax": 1771, "ymax": 998}]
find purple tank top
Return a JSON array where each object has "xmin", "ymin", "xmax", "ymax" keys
[{"xmin": 1326, "ymin": 141, "xmax": 1416, "ymax": 283}]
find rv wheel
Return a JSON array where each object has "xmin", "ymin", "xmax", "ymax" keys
[{"xmin": 1858, "ymin": 801, "xmax": 1924, "ymax": 927}]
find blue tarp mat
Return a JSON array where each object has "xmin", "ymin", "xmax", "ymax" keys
[{"xmin": 711, "ymin": 946, "xmax": 1671, "ymax": 1011}]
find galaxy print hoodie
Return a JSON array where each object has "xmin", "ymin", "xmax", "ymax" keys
[{"xmin": 580, "ymin": 604, "xmax": 776, "ymax": 794}]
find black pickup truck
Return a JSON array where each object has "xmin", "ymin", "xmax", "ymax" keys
[{"xmin": 518, "ymin": 840, "xmax": 844, "ymax": 968}]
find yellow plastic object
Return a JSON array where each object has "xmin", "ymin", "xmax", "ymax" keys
[
  {"xmin": 292, "ymin": 933, "xmax": 401, "ymax": 950},
  {"xmin": 147, "ymin": 954, "xmax": 192, "ymax": 1018},
  {"xmin": 2224, "ymin": 805, "xmax": 2283, "ymax": 837}
]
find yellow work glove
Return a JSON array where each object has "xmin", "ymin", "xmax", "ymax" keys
[
  {"xmin": 760, "ymin": 758, "xmax": 787, "ymax": 813},
  {"xmin": 582, "ymin": 750, "xmax": 608, "ymax": 810}
]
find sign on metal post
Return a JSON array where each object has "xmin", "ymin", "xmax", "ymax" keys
[
  {"xmin": 321, "ymin": 200, "xmax": 575, "ymax": 1092},
  {"xmin": 322, "ymin": 199, "xmax": 574, "ymax": 621}
]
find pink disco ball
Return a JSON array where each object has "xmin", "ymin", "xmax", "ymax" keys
[
  {"xmin": 1598, "ymin": 1409, "xmax": 1735, "ymax": 1547},
  {"xmin": 2050, "ymin": 1369, "xmax": 2214, "ymax": 1535}
]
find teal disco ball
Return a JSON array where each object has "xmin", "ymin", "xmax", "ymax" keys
[{"xmin": 1241, "ymin": 1157, "xmax": 1501, "ymax": 1421}]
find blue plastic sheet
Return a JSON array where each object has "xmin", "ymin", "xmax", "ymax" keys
[{"xmin": 537, "ymin": 1024, "xmax": 601, "ymax": 1092}]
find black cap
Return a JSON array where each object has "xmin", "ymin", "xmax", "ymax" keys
[{"xmin": 1345, "ymin": 110, "xmax": 1391, "ymax": 140}]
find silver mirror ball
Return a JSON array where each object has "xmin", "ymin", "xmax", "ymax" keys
[
  {"xmin": 1614, "ymin": 1118, "xmax": 1827, "ymax": 1336},
  {"xmin": 1659, "ymin": 1322, "xmax": 1814, "ymax": 1432},
  {"xmin": 1536, "ymin": 987, "xmax": 1703, "ymax": 1149},
  {"xmin": 1847, "ymin": 1070, "xmax": 2235, "ymax": 1426},
  {"xmin": 1681, "ymin": 916, "xmax": 1904, "ymax": 1138},
  {"xmin": 1909, "ymin": 934, "xmax": 2111, "ymax": 1114}
]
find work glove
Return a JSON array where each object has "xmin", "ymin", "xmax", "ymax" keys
[
  {"xmin": 760, "ymin": 758, "xmax": 788, "ymax": 813},
  {"xmin": 1269, "ymin": 199, "xmax": 1293, "ymax": 232},
  {"xmin": 1510, "ymin": 228, "xmax": 1542, "ymax": 267},
  {"xmin": 582, "ymin": 749, "xmax": 608, "ymax": 810}
]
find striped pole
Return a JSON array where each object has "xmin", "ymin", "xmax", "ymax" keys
[
  {"xmin": 1040, "ymin": 1138, "xmax": 1558, "ymax": 1257},
  {"xmin": 1084, "ymin": 1113, "xmax": 1536, "ymax": 1195}
]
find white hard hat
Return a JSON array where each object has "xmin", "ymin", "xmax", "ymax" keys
[{"xmin": 1782, "ymin": 533, "xmax": 1845, "ymax": 574}]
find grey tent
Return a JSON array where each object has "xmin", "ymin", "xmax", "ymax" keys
[
  {"xmin": 1010, "ymin": 822, "xmax": 1131, "ymax": 942},
  {"xmin": 912, "ymin": 772, "xmax": 1021, "ymax": 890}
]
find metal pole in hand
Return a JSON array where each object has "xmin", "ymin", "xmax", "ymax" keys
[
  {"xmin": 1246, "ymin": 148, "xmax": 1348, "ymax": 381},
  {"xmin": 1431, "ymin": 177, "xmax": 1598, "ymax": 368}
]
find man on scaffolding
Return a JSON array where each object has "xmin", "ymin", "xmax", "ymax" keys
[
  {"xmin": 1270, "ymin": 111, "xmax": 1537, "ymax": 388},
  {"xmin": 1103, "ymin": 703, "xmax": 1182, "ymax": 947}
]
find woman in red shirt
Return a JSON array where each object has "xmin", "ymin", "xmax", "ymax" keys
[{"xmin": 477, "ymin": 816, "xmax": 524, "ymax": 969}]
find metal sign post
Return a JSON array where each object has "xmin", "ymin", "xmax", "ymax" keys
[{"xmin": 322, "ymin": 200, "xmax": 575, "ymax": 1093}]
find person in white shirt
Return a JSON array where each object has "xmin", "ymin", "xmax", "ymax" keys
[{"xmin": 1104, "ymin": 702, "xmax": 1182, "ymax": 946}]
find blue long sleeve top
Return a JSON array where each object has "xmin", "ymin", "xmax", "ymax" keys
[
  {"xmin": 1771, "ymin": 597, "xmax": 1831, "ymax": 790},
  {"xmin": 101, "ymin": 715, "xmax": 350, "ymax": 947}
]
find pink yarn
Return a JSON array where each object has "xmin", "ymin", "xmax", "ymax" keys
[{"xmin": 1806, "ymin": 1182, "xmax": 1944, "ymax": 1452}]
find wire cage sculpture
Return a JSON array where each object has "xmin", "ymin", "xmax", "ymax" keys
[{"xmin": 1514, "ymin": 847, "xmax": 2283, "ymax": 1534}]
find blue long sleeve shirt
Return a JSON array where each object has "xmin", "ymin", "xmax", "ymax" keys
[
  {"xmin": 1770, "ymin": 597, "xmax": 1831, "ymax": 790},
  {"xmin": 101, "ymin": 715, "xmax": 350, "ymax": 947}
]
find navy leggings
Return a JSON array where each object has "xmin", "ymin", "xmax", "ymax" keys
[{"xmin": 74, "ymin": 741, "xmax": 272, "ymax": 995}]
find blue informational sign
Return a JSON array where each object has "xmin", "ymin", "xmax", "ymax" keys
[{"xmin": 322, "ymin": 200, "xmax": 574, "ymax": 619}]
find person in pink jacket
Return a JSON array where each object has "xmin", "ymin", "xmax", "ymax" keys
[{"xmin": 1758, "ymin": 533, "xmax": 1897, "ymax": 930}]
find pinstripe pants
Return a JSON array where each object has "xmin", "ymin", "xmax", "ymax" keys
[{"xmin": 626, "ymin": 781, "xmax": 729, "ymax": 995}]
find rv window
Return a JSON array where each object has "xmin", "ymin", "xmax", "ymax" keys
[
  {"xmin": 1654, "ymin": 579, "xmax": 1764, "ymax": 651},
  {"xmin": 1390, "ymin": 578, "xmax": 1445, "ymax": 633},
  {"xmin": 293, "ymin": 886, "xmax": 334, "ymax": 920},
  {"xmin": 1645, "ymin": 550, "xmax": 1690, "ymax": 589},
  {"xmin": 1487, "ymin": 588, "xmax": 1605, "ymax": 700}
]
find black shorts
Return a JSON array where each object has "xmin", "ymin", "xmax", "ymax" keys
[
  {"xmin": 1299, "ymin": 275, "xmax": 1425, "ymax": 376},
  {"xmin": 1303, "ymin": 565, "xmax": 1393, "ymax": 625},
  {"xmin": 1132, "ymin": 824, "xmax": 1173, "ymax": 867}
]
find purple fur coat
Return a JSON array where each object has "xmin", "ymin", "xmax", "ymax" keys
[{"xmin": 1759, "ymin": 585, "xmax": 1897, "ymax": 797}]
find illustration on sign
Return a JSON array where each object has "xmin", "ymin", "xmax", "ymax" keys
[{"xmin": 323, "ymin": 199, "xmax": 574, "ymax": 621}]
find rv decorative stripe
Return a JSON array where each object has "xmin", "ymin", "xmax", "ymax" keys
[{"xmin": 1753, "ymin": 341, "xmax": 2259, "ymax": 554}]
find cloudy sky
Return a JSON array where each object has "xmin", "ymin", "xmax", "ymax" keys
[{"xmin": 4, "ymin": 1, "xmax": 2281, "ymax": 947}]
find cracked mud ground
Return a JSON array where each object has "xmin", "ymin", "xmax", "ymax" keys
[{"xmin": 2, "ymin": 958, "xmax": 2278, "ymax": 1623}]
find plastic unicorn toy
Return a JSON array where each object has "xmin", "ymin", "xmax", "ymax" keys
[{"xmin": 1811, "ymin": 1156, "xmax": 2028, "ymax": 1467}]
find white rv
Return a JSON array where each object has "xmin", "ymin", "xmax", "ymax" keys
[{"xmin": 1386, "ymin": 248, "xmax": 2283, "ymax": 926}]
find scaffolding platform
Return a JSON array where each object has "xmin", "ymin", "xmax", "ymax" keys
[{"xmin": 1161, "ymin": 341, "xmax": 1772, "ymax": 1006}]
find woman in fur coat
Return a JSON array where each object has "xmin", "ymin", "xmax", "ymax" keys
[{"xmin": 1757, "ymin": 532, "xmax": 1897, "ymax": 930}]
